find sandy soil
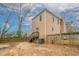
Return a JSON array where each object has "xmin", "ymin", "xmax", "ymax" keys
[{"xmin": 0, "ymin": 42, "xmax": 79, "ymax": 56}]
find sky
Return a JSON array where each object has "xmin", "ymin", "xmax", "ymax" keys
[{"xmin": 0, "ymin": 3, "xmax": 79, "ymax": 33}]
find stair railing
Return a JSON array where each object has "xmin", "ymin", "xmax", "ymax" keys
[{"xmin": 28, "ymin": 31, "xmax": 39, "ymax": 42}]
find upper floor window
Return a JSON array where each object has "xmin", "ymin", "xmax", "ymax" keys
[
  {"xmin": 52, "ymin": 27, "xmax": 54, "ymax": 31},
  {"xmin": 40, "ymin": 15, "xmax": 42, "ymax": 21},
  {"xmin": 53, "ymin": 17, "xmax": 54, "ymax": 22}
]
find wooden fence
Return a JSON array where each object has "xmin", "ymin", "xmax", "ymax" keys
[{"xmin": 47, "ymin": 32, "xmax": 79, "ymax": 45}]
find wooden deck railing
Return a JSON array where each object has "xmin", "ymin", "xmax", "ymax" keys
[{"xmin": 27, "ymin": 31, "xmax": 39, "ymax": 42}]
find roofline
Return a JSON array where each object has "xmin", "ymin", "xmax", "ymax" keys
[
  {"xmin": 32, "ymin": 9, "xmax": 45, "ymax": 20},
  {"xmin": 32, "ymin": 9, "xmax": 63, "ymax": 21}
]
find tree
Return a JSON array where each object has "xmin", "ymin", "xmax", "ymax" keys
[
  {"xmin": 0, "ymin": 12, "xmax": 11, "ymax": 38},
  {"xmin": 0, "ymin": 20, "xmax": 10, "ymax": 38},
  {"xmin": 17, "ymin": 3, "xmax": 35, "ymax": 37},
  {"xmin": 0, "ymin": 3, "xmax": 36, "ymax": 38},
  {"xmin": 66, "ymin": 21, "xmax": 76, "ymax": 33},
  {"xmin": 17, "ymin": 16, "xmax": 22, "ymax": 37}
]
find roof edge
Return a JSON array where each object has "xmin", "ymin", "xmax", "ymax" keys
[{"xmin": 32, "ymin": 8, "xmax": 63, "ymax": 21}]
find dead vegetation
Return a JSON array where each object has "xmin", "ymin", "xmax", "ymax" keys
[{"xmin": 0, "ymin": 42, "xmax": 79, "ymax": 56}]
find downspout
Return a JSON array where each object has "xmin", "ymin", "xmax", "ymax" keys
[{"xmin": 45, "ymin": 10, "xmax": 47, "ymax": 43}]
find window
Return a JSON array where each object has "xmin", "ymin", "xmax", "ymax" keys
[
  {"xmin": 40, "ymin": 15, "xmax": 42, "ymax": 21},
  {"xmin": 36, "ymin": 27, "xmax": 39, "ymax": 31},
  {"xmin": 53, "ymin": 17, "xmax": 54, "ymax": 22},
  {"xmin": 52, "ymin": 27, "xmax": 54, "ymax": 31}
]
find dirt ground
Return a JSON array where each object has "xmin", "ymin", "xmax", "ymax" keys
[{"xmin": 0, "ymin": 42, "xmax": 79, "ymax": 56}]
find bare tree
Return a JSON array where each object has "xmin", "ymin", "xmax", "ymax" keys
[
  {"xmin": 17, "ymin": 3, "xmax": 35, "ymax": 37},
  {"xmin": 0, "ymin": 3, "xmax": 36, "ymax": 38},
  {"xmin": 66, "ymin": 21, "xmax": 76, "ymax": 33},
  {"xmin": 0, "ymin": 13, "xmax": 11, "ymax": 38}
]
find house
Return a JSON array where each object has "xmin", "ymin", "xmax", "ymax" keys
[{"xmin": 32, "ymin": 9, "xmax": 66, "ymax": 43}]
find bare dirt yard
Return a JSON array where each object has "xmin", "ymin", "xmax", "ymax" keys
[{"xmin": 0, "ymin": 42, "xmax": 79, "ymax": 56}]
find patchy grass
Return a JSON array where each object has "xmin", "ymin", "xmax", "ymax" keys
[{"xmin": 0, "ymin": 37, "xmax": 27, "ymax": 43}]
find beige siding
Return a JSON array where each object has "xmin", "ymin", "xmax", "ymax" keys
[
  {"xmin": 46, "ymin": 11, "xmax": 61, "ymax": 35},
  {"xmin": 32, "ymin": 9, "xmax": 66, "ymax": 43},
  {"xmin": 32, "ymin": 15, "xmax": 39, "ymax": 32},
  {"xmin": 32, "ymin": 11, "xmax": 46, "ymax": 39}
]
